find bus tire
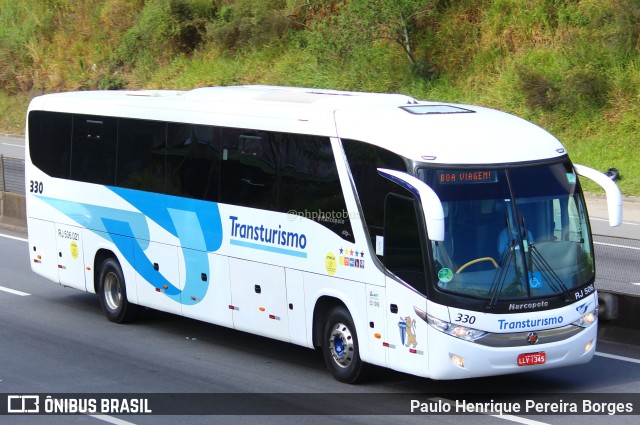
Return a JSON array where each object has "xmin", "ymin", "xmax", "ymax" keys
[
  {"xmin": 98, "ymin": 258, "xmax": 137, "ymax": 323},
  {"xmin": 322, "ymin": 306, "xmax": 363, "ymax": 384}
]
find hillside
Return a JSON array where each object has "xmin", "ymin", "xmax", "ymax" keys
[{"xmin": 1, "ymin": 0, "xmax": 638, "ymax": 195}]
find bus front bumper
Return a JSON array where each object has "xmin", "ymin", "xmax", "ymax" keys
[{"xmin": 426, "ymin": 322, "xmax": 597, "ymax": 380}]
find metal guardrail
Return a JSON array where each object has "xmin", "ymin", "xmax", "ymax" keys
[
  {"xmin": 594, "ymin": 235, "xmax": 640, "ymax": 297},
  {"xmin": 0, "ymin": 154, "xmax": 25, "ymax": 194}
]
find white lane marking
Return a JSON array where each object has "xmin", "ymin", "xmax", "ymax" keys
[
  {"xmin": 89, "ymin": 415, "xmax": 137, "ymax": 425},
  {"xmin": 1, "ymin": 142, "xmax": 23, "ymax": 148},
  {"xmin": 1, "ymin": 233, "xmax": 132, "ymax": 425},
  {"xmin": 594, "ymin": 241, "xmax": 640, "ymax": 251},
  {"xmin": 596, "ymin": 351, "xmax": 640, "ymax": 365},
  {"xmin": 0, "ymin": 285, "xmax": 30, "ymax": 296},
  {"xmin": 430, "ymin": 398, "xmax": 551, "ymax": 425},
  {"xmin": 0, "ymin": 233, "xmax": 28, "ymax": 242},
  {"xmin": 0, "ymin": 233, "xmax": 31, "ymax": 296},
  {"xmin": 591, "ymin": 217, "xmax": 639, "ymax": 226}
]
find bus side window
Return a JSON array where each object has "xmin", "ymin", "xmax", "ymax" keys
[
  {"xmin": 342, "ymin": 139, "xmax": 407, "ymax": 249},
  {"xmin": 383, "ymin": 193, "xmax": 427, "ymax": 296},
  {"xmin": 166, "ymin": 123, "xmax": 220, "ymax": 201},
  {"xmin": 71, "ymin": 115, "xmax": 118, "ymax": 186},
  {"xmin": 28, "ymin": 111, "xmax": 72, "ymax": 179},
  {"xmin": 219, "ymin": 127, "xmax": 277, "ymax": 210},
  {"xmin": 117, "ymin": 119, "xmax": 167, "ymax": 194},
  {"xmin": 278, "ymin": 134, "xmax": 354, "ymax": 242}
]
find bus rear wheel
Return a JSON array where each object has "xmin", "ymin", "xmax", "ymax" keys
[
  {"xmin": 322, "ymin": 306, "xmax": 363, "ymax": 383},
  {"xmin": 98, "ymin": 258, "xmax": 137, "ymax": 323}
]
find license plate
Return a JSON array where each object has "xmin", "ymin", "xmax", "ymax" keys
[{"xmin": 517, "ymin": 352, "xmax": 546, "ymax": 366}]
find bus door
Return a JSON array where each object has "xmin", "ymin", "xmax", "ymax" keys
[
  {"xmin": 383, "ymin": 193, "xmax": 430, "ymax": 377},
  {"xmin": 229, "ymin": 258, "xmax": 290, "ymax": 342},
  {"xmin": 55, "ymin": 223, "xmax": 87, "ymax": 291}
]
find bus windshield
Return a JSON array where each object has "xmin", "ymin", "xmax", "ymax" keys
[{"xmin": 417, "ymin": 161, "xmax": 594, "ymax": 303}]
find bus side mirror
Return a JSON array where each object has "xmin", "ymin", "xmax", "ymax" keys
[
  {"xmin": 377, "ymin": 168, "xmax": 445, "ymax": 241},
  {"xmin": 574, "ymin": 164, "xmax": 623, "ymax": 227}
]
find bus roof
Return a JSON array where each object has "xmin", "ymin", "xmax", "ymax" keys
[{"xmin": 28, "ymin": 85, "xmax": 566, "ymax": 165}]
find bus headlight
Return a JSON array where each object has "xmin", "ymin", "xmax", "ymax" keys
[
  {"xmin": 426, "ymin": 313, "xmax": 487, "ymax": 342},
  {"xmin": 572, "ymin": 308, "xmax": 598, "ymax": 328}
]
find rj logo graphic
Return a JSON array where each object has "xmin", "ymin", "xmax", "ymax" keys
[{"xmin": 7, "ymin": 395, "xmax": 40, "ymax": 413}]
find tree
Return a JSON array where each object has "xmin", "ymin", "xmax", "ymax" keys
[{"xmin": 305, "ymin": 0, "xmax": 436, "ymax": 76}]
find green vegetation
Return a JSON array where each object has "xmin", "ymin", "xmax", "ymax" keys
[{"xmin": 1, "ymin": 0, "xmax": 639, "ymax": 195}]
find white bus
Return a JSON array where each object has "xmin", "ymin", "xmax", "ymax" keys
[{"xmin": 26, "ymin": 86, "xmax": 622, "ymax": 383}]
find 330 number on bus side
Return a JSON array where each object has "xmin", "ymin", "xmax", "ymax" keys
[{"xmin": 29, "ymin": 180, "xmax": 43, "ymax": 194}]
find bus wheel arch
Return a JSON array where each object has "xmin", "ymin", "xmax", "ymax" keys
[
  {"xmin": 313, "ymin": 297, "xmax": 364, "ymax": 383},
  {"xmin": 95, "ymin": 251, "xmax": 138, "ymax": 323},
  {"xmin": 93, "ymin": 249, "xmax": 115, "ymax": 294}
]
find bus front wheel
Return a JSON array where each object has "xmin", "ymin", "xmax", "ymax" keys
[
  {"xmin": 98, "ymin": 258, "xmax": 137, "ymax": 323},
  {"xmin": 322, "ymin": 306, "xmax": 363, "ymax": 384}
]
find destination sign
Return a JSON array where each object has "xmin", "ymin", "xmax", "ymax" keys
[{"xmin": 437, "ymin": 170, "xmax": 498, "ymax": 185}]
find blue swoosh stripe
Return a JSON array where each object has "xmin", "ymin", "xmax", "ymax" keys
[
  {"xmin": 230, "ymin": 239, "xmax": 307, "ymax": 258},
  {"xmin": 36, "ymin": 189, "xmax": 224, "ymax": 306}
]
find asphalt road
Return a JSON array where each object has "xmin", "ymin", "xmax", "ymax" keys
[{"xmin": 2, "ymin": 231, "xmax": 640, "ymax": 425}]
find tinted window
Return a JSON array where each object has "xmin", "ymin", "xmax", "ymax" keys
[
  {"xmin": 342, "ymin": 139, "xmax": 407, "ymax": 246},
  {"xmin": 219, "ymin": 127, "xmax": 277, "ymax": 210},
  {"xmin": 166, "ymin": 123, "xmax": 220, "ymax": 200},
  {"xmin": 29, "ymin": 111, "xmax": 353, "ymax": 244},
  {"xmin": 384, "ymin": 193, "xmax": 427, "ymax": 295},
  {"xmin": 117, "ymin": 119, "xmax": 166, "ymax": 193},
  {"xmin": 71, "ymin": 115, "xmax": 118, "ymax": 185},
  {"xmin": 278, "ymin": 134, "xmax": 354, "ymax": 241},
  {"xmin": 28, "ymin": 111, "xmax": 72, "ymax": 179}
]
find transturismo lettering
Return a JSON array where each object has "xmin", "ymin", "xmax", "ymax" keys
[
  {"xmin": 229, "ymin": 216, "xmax": 307, "ymax": 250},
  {"xmin": 498, "ymin": 316, "xmax": 563, "ymax": 330}
]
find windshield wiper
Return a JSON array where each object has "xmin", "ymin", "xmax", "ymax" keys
[
  {"xmin": 527, "ymin": 245, "xmax": 573, "ymax": 302},
  {"xmin": 486, "ymin": 245, "xmax": 515, "ymax": 309},
  {"xmin": 486, "ymin": 214, "xmax": 516, "ymax": 309},
  {"xmin": 519, "ymin": 216, "xmax": 573, "ymax": 302}
]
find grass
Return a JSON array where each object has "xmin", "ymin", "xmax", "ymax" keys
[
  {"xmin": 0, "ymin": 0, "xmax": 638, "ymax": 196},
  {"xmin": 0, "ymin": 92, "xmax": 29, "ymax": 134}
]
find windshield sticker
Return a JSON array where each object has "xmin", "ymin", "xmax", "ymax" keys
[
  {"xmin": 566, "ymin": 172, "xmax": 576, "ymax": 184},
  {"xmin": 438, "ymin": 268, "xmax": 453, "ymax": 284},
  {"xmin": 529, "ymin": 271, "xmax": 543, "ymax": 288}
]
